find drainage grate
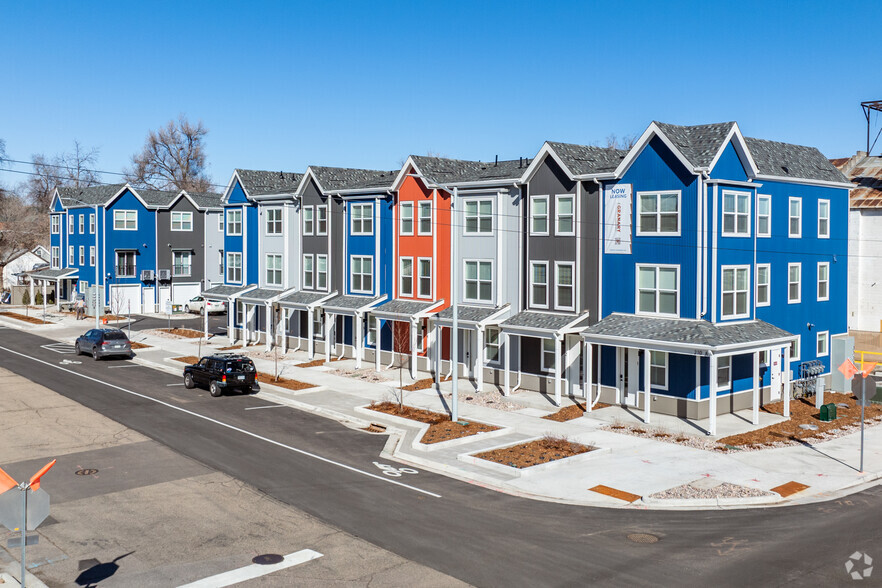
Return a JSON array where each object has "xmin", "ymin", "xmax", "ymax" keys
[
  {"xmin": 627, "ymin": 533, "xmax": 659, "ymax": 544},
  {"xmin": 75, "ymin": 468, "xmax": 99, "ymax": 476},
  {"xmin": 252, "ymin": 554, "xmax": 284, "ymax": 565}
]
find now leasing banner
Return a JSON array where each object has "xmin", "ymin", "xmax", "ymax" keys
[{"xmin": 604, "ymin": 184, "xmax": 632, "ymax": 254}]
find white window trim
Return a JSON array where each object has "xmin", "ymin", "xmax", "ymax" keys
[
  {"xmin": 817, "ymin": 261, "xmax": 830, "ymax": 302},
  {"xmin": 114, "ymin": 210, "xmax": 138, "ymax": 231},
  {"xmin": 650, "ymin": 350, "xmax": 669, "ymax": 391},
  {"xmin": 756, "ymin": 194, "xmax": 771, "ymax": 238},
  {"xmin": 68, "ymin": 215, "xmax": 74, "ymax": 235},
  {"xmin": 78, "ymin": 215, "xmax": 84, "ymax": 234},
  {"xmin": 173, "ymin": 251, "xmax": 192, "ymax": 277},
  {"xmin": 530, "ymin": 261, "xmax": 549, "ymax": 309},
  {"xmin": 265, "ymin": 254, "xmax": 283, "ymax": 286},
  {"xmin": 788, "ymin": 262, "xmax": 801, "ymax": 304},
  {"xmin": 399, "ymin": 202, "xmax": 414, "ymax": 236},
  {"xmin": 555, "ymin": 194, "xmax": 576, "ymax": 236},
  {"xmin": 366, "ymin": 314, "xmax": 377, "ymax": 347},
  {"xmin": 721, "ymin": 190, "xmax": 751, "ymax": 238},
  {"xmin": 302, "ymin": 206, "xmax": 314, "ymax": 236},
  {"xmin": 316, "ymin": 254, "xmax": 329, "ymax": 290},
  {"xmin": 635, "ymin": 264, "xmax": 680, "ymax": 317},
  {"xmin": 818, "ymin": 199, "xmax": 830, "ymax": 239},
  {"xmin": 302, "ymin": 254, "xmax": 314, "ymax": 289},
  {"xmin": 463, "ymin": 198, "xmax": 494, "ymax": 235},
  {"xmin": 416, "ymin": 256, "xmax": 432, "ymax": 299},
  {"xmin": 541, "ymin": 338, "xmax": 555, "ymax": 373},
  {"xmin": 79, "ymin": 246, "xmax": 84, "ymax": 265},
  {"xmin": 218, "ymin": 214, "xmax": 224, "ymax": 232},
  {"xmin": 790, "ymin": 335, "xmax": 801, "ymax": 362},
  {"xmin": 89, "ymin": 213, "xmax": 96, "ymax": 234},
  {"xmin": 484, "ymin": 326, "xmax": 501, "ymax": 365},
  {"xmin": 417, "ymin": 201, "xmax": 432, "ymax": 236},
  {"xmin": 720, "ymin": 264, "xmax": 751, "ymax": 320},
  {"xmin": 227, "ymin": 252, "xmax": 243, "ymax": 283},
  {"xmin": 115, "ymin": 251, "xmax": 137, "ymax": 277},
  {"xmin": 817, "ymin": 331, "xmax": 829, "ymax": 357},
  {"xmin": 350, "ymin": 255, "xmax": 374, "ymax": 294},
  {"xmin": 226, "ymin": 209, "xmax": 243, "ymax": 236},
  {"xmin": 171, "ymin": 211, "xmax": 193, "ymax": 232},
  {"xmin": 89, "ymin": 246, "xmax": 96, "ymax": 266},
  {"xmin": 68, "ymin": 246, "xmax": 74, "ymax": 265},
  {"xmin": 530, "ymin": 196, "xmax": 549, "ymax": 236},
  {"xmin": 51, "ymin": 216, "xmax": 60, "ymax": 234},
  {"xmin": 716, "ymin": 356, "xmax": 732, "ymax": 391},
  {"xmin": 399, "ymin": 256, "xmax": 414, "ymax": 297},
  {"xmin": 51, "ymin": 247, "xmax": 60, "ymax": 269},
  {"xmin": 788, "ymin": 197, "xmax": 802, "ymax": 238},
  {"xmin": 756, "ymin": 263, "xmax": 771, "ymax": 307},
  {"xmin": 265, "ymin": 208, "xmax": 283, "ymax": 236},
  {"xmin": 463, "ymin": 259, "xmax": 494, "ymax": 303},
  {"xmin": 316, "ymin": 205, "xmax": 328, "ymax": 236},
  {"xmin": 350, "ymin": 202, "xmax": 374, "ymax": 236},
  {"xmin": 554, "ymin": 261, "xmax": 575, "ymax": 311},
  {"xmin": 636, "ymin": 190, "xmax": 681, "ymax": 236},
  {"xmin": 79, "ymin": 280, "xmax": 88, "ymax": 294}
]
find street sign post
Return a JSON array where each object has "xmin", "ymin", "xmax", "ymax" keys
[{"xmin": 841, "ymin": 359, "xmax": 876, "ymax": 472}]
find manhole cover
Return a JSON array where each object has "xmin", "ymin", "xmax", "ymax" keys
[
  {"xmin": 252, "ymin": 554, "xmax": 284, "ymax": 565},
  {"xmin": 627, "ymin": 533, "xmax": 659, "ymax": 544},
  {"xmin": 75, "ymin": 468, "xmax": 99, "ymax": 476}
]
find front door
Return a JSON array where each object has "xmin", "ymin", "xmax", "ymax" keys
[
  {"xmin": 770, "ymin": 349, "xmax": 782, "ymax": 401},
  {"xmin": 619, "ymin": 347, "xmax": 640, "ymax": 406}
]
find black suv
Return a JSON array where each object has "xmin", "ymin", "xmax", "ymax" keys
[
  {"xmin": 75, "ymin": 328, "xmax": 133, "ymax": 360},
  {"xmin": 183, "ymin": 354, "xmax": 259, "ymax": 397}
]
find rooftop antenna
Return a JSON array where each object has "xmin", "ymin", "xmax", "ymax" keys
[{"xmin": 861, "ymin": 100, "xmax": 882, "ymax": 155}]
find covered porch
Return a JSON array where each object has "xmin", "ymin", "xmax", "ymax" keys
[
  {"xmin": 431, "ymin": 303, "xmax": 511, "ymax": 392},
  {"xmin": 276, "ymin": 290, "xmax": 337, "ymax": 358},
  {"xmin": 237, "ymin": 287, "xmax": 295, "ymax": 350},
  {"xmin": 26, "ymin": 268, "xmax": 78, "ymax": 310},
  {"xmin": 369, "ymin": 299, "xmax": 444, "ymax": 379},
  {"xmin": 201, "ymin": 284, "xmax": 257, "ymax": 343},
  {"xmin": 321, "ymin": 294, "xmax": 387, "ymax": 368}
]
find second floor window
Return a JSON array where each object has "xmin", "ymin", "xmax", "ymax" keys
[
  {"xmin": 351, "ymin": 255, "xmax": 373, "ymax": 293},
  {"xmin": 400, "ymin": 202, "xmax": 414, "ymax": 235},
  {"xmin": 68, "ymin": 246, "xmax": 74, "ymax": 265},
  {"xmin": 316, "ymin": 255, "xmax": 328, "ymax": 289},
  {"xmin": 226, "ymin": 210, "xmax": 242, "ymax": 235},
  {"xmin": 316, "ymin": 205, "xmax": 328, "ymax": 235},
  {"xmin": 531, "ymin": 196, "xmax": 548, "ymax": 235},
  {"xmin": 302, "ymin": 255, "xmax": 314, "ymax": 289},
  {"xmin": 418, "ymin": 201, "xmax": 432, "ymax": 235},
  {"xmin": 757, "ymin": 195, "xmax": 771, "ymax": 237},
  {"xmin": 721, "ymin": 266, "xmax": 749, "ymax": 319},
  {"xmin": 68, "ymin": 215, "xmax": 74, "ymax": 234},
  {"xmin": 637, "ymin": 265, "xmax": 678, "ymax": 316},
  {"xmin": 79, "ymin": 215, "xmax": 84, "ymax": 234},
  {"xmin": 51, "ymin": 215, "xmax": 60, "ymax": 234},
  {"xmin": 227, "ymin": 252, "xmax": 242, "ymax": 283},
  {"xmin": 788, "ymin": 263, "xmax": 801, "ymax": 303},
  {"xmin": 756, "ymin": 263, "xmax": 770, "ymax": 307},
  {"xmin": 89, "ymin": 213, "xmax": 96, "ymax": 234},
  {"xmin": 418, "ymin": 258, "xmax": 432, "ymax": 298},
  {"xmin": 89, "ymin": 246, "xmax": 95, "ymax": 266},
  {"xmin": 218, "ymin": 250, "xmax": 224, "ymax": 274},
  {"xmin": 114, "ymin": 210, "xmax": 137, "ymax": 230},
  {"xmin": 530, "ymin": 262, "xmax": 548, "ymax": 308},
  {"xmin": 171, "ymin": 211, "xmax": 193, "ymax": 231},
  {"xmin": 818, "ymin": 199, "xmax": 830, "ymax": 238},
  {"xmin": 638, "ymin": 191, "xmax": 679, "ymax": 235},
  {"xmin": 556, "ymin": 195, "xmax": 575, "ymax": 235},
  {"xmin": 302, "ymin": 206, "xmax": 314, "ymax": 235},
  {"xmin": 464, "ymin": 200, "xmax": 493, "ymax": 234},
  {"xmin": 173, "ymin": 251, "xmax": 192, "ymax": 276},
  {"xmin": 116, "ymin": 251, "xmax": 136, "ymax": 277},
  {"xmin": 350, "ymin": 203, "xmax": 373, "ymax": 235},
  {"xmin": 722, "ymin": 191, "xmax": 750, "ymax": 236},
  {"xmin": 266, "ymin": 208, "xmax": 282, "ymax": 235},
  {"xmin": 399, "ymin": 258, "xmax": 413, "ymax": 296},
  {"xmin": 556, "ymin": 262, "xmax": 574, "ymax": 310},
  {"xmin": 51, "ymin": 247, "xmax": 60, "ymax": 268},
  {"xmin": 266, "ymin": 254, "xmax": 282, "ymax": 286},
  {"xmin": 817, "ymin": 262, "xmax": 829, "ymax": 301},
  {"xmin": 789, "ymin": 197, "xmax": 801, "ymax": 238},
  {"xmin": 464, "ymin": 260, "xmax": 492, "ymax": 302},
  {"xmin": 79, "ymin": 246, "xmax": 85, "ymax": 265}
]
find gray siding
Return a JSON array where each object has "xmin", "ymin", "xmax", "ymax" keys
[
  {"xmin": 157, "ymin": 197, "xmax": 205, "ymax": 285},
  {"xmin": 258, "ymin": 203, "xmax": 285, "ymax": 289},
  {"xmin": 204, "ymin": 211, "xmax": 224, "ymax": 287},
  {"xmin": 299, "ymin": 178, "xmax": 344, "ymax": 294}
]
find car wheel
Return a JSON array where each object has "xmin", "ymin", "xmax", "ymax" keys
[
  {"xmin": 92, "ymin": 347, "xmax": 100, "ymax": 361},
  {"xmin": 184, "ymin": 373, "xmax": 195, "ymax": 389},
  {"xmin": 200, "ymin": 307, "xmax": 205, "ymax": 316},
  {"xmin": 74, "ymin": 342, "xmax": 81, "ymax": 355},
  {"xmin": 184, "ymin": 305, "xmax": 190, "ymax": 313},
  {"xmin": 209, "ymin": 381, "xmax": 222, "ymax": 397}
]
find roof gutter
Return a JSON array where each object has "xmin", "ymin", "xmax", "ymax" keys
[{"xmin": 753, "ymin": 174, "xmax": 855, "ymax": 190}]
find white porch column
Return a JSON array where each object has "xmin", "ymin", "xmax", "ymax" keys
[
  {"xmin": 265, "ymin": 304, "xmax": 272, "ymax": 352},
  {"xmin": 241, "ymin": 302, "xmax": 249, "ymax": 348},
  {"xmin": 355, "ymin": 312, "xmax": 363, "ymax": 369},
  {"xmin": 325, "ymin": 312, "xmax": 332, "ymax": 362},
  {"xmin": 709, "ymin": 354, "xmax": 718, "ymax": 436},
  {"xmin": 752, "ymin": 350, "xmax": 760, "ymax": 426},
  {"xmin": 643, "ymin": 349, "xmax": 651, "ymax": 424},
  {"xmin": 410, "ymin": 319, "xmax": 418, "ymax": 379},
  {"xmin": 228, "ymin": 299, "xmax": 235, "ymax": 344},
  {"xmin": 29, "ymin": 279, "xmax": 35, "ymax": 306},
  {"xmin": 282, "ymin": 309, "xmax": 288, "ymax": 353},
  {"xmin": 204, "ymin": 301, "xmax": 209, "ymax": 340},
  {"xmin": 583, "ymin": 341, "xmax": 592, "ymax": 404},
  {"xmin": 374, "ymin": 316, "xmax": 382, "ymax": 371},
  {"xmin": 783, "ymin": 345, "xmax": 791, "ymax": 419},
  {"xmin": 475, "ymin": 326, "xmax": 484, "ymax": 392},
  {"xmin": 42, "ymin": 281, "xmax": 47, "ymax": 316},
  {"xmin": 553, "ymin": 334, "xmax": 562, "ymax": 407},
  {"xmin": 307, "ymin": 308, "xmax": 315, "ymax": 358},
  {"xmin": 434, "ymin": 324, "xmax": 441, "ymax": 388},
  {"xmin": 503, "ymin": 332, "xmax": 511, "ymax": 396}
]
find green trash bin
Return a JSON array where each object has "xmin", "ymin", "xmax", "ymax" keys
[{"xmin": 819, "ymin": 403, "xmax": 837, "ymax": 422}]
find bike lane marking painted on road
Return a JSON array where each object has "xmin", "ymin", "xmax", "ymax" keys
[
  {"xmin": 0, "ymin": 344, "xmax": 442, "ymax": 499},
  {"xmin": 178, "ymin": 549, "xmax": 323, "ymax": 588}
]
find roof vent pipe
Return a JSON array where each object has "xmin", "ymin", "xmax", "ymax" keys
[
  {"xmin": 519, "ymin": 157, "xmax": 523, "ymax": 168},
  {"xmin": 495, "ymin": 155, "xmax": 498, "ymax": 166}
]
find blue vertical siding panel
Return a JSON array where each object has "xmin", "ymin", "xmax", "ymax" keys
[
  {"xmin": 104, "ymin": 189, "xmax": 156, "ymax": 293},
  {"xmin": 246, "ymin": 205, "xmax": 259, "ymax": 284},
  {"xmin": 709, "ymin": 142, "xmax": 749, "ymax": 181}
]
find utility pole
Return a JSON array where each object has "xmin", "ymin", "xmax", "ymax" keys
[{"xmin": 451, "ymin": 186, "xmax": 459, "ymax": 422}]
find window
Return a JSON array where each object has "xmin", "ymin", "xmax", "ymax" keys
[
  {"xmin": 302, "ymin": 255, "xmax": 314, "ymax": 289},
  {"xmin": 68, "ymin": 215, "xmax": 74, "ymax": 234},
  {"xmin": 313, "ymin": 309, "xmax": 324, "ymax": 339},
  {"xmin": 756, "ymin": 263, "xmax": 770, "ymax": 307},
  {"xmin": 650, "ymin": 351, "xmax": 668, "ymax": 390},
  {"xmin": 531, "ymin": 196, "xmax": 548, "ymax": 234},
  {"xmin": 722, "ymin": 191, "xmax": 750, "ymax": 236},
  {"xmin": 173, "ymin": 251, "xmax": 192, "ymax": 276},
  {"xmin": 759, "ymin": 350, "xmax": 770, "ymax": 366},
  {"xmin": 79, "ymin": 215, "xmax": 84, "ymax": 234},
  {"xmin": 79, "ymin": 246, "xmax": 85, "ymax": 265},
  {"xmin": 350, "ymin": 203, "xmax": 373, "ymax": 235},
  {"xmin": 226, "ymin": 252, "xmax": 242, "ymax": 283},
  {"xmin": 265, "ymin": 254, "xmax": 282, "ymax": 286},
  {"xmin": 351, "ymin": 256, "xmax": 373, "ymax": 293},
  {"xmin": 302, "ymin": 206, "xmax": 314, "ymax": 235},
  {"xmin": 818, "ymin": 199, "xmax": 830, "ymax": 238},
  {"xmin": 399, "ymin": 202, "xmax": 414, "ymax": 235},
  {"xmin": 716, "ymin": 356, "xmax": 731, "ymax": 390},
  {"xmin": 637, "ymin": 191, "xmax": 679, "ymax": 235},
  {"xmin": 316, "ymin": 255, "xmax": 328, "ymax": 289},
  {"xmin": 114, "ymin": 210, "xmax": 137, "ymax": 230},
  {"xmin": 757, "ymin": 195, "xmax": 771, "ymax": 237},
  {"xmin": 218, "ymin": 214, "xmax": 224, "ymax": 232},
  {"xmin": 556, "ymin": 195, "xmax": 575, "ymax": 235},
  {"xmin": 68, "ymin": 246, "xmax": 74, "ymax": 265},
  {"xmin": 788, "ymin": 263, "xmax": 801, "ymax": 304},
  {"xmin": 116, "ymin": 251, "xmax": 136, "ymax": 277},
  {"xmin": 721, "ymin": 266, "xmax": 750, "ymax": 319},
  {"xmin": 399, "ymin": 258, "xmax": 413, "ymax": 296},
  {"xmin": 541, "ymin": 339, "xmax": 555, "ymax": 372},
  {"xmin": 485, "ymin": 326, "xmax": 500, "ymax": 363},
  {"xmin": 265, "ymin": 208, "xmax": 282, "ymax": 235},
  {"xmin": 171, "ymin": 211, "xmax": 193, "ymax": 231},
  {"xmin": 418, "ymin": 201, "xmax": 432, "ymax": 235},
  {"xmin": 51, "ymin": 216, "xmax": 60, "ymax": 234},
  {"xmin": 637, "ymin": 266, "xmax": 679, "ymax": 316},
  {"xmin": 530, "ymin": 262, "xmax": 548, "ymax": 308},
  {"xmin": 316, "ymin": 205, "xmax": 328, "ymax": 236},
  {"xmin": 816, "ymin": 261, "xmax": 830, "ymax": 301},
  {"xmin": 555, "ymin": 262, "xmax": 574, "ymax": 310},
  {"xmin": 417, "ymin": 258, "xmax": 432, "ymax": 298},
  {"xmin": 226, "ymin": 210, "xmax": 242, "ymax": 235},
  {"xmin": 79, "ymin": 280, "xmax": 88, "ymax": 294},
  {"xmin": 416, "ymin": 321, "xmax": 426, "ymax": 352},
  {"xmin": 790, "ymin": 336, "xmax": 801, "ymax": 362},
  {"xmin": 89, "ymin": 246, "xmax": 95, "ymax": 266},
  {"xmin": 366, "ymin": 314, "xmax": 377, "ymax": 347},
  {"xmin": 788, "ymin": 197, "xmax": 801, "ymax": 238},
  {"xmin": 51, "ymin": 247, "xmax": 59, "ymax": 268},
  {"xmin": 464, "ymin": 260, "xmax": 493, "ymax": 302},
  {"xmin": 464, "ymin": 200, "xmax": 493, "ymax": 234},
  {"xmin": 218, "ymin": 250, "xmax": 224, "ymax": 274},
  {"xmin": 817, "ymin": 331, "xmax": 829, "ymax": 357},
  {"xmin": 89, "ymin": 213, "xmax": 95, "ymax": 234}
]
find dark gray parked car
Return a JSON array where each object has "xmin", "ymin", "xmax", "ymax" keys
[{"xmin": 75, "ymin": 328, "xmax": 133, "ymax": 360}]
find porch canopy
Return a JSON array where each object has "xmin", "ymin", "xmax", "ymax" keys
[
  {"xmin": 236, "ymin": 287, "xmax": 295, "ymax": 350},
  {"xmin": 276, "ymin": 290, "xmax": 338, "ymax": 357},
  {"xmin": 432, "ymin": 304, "xmax": 511, "ymax": 390},
  {"xmin": 321, "ymin": 294, "xmax": 387, "ymax": 367},
  {"xmin": 580, "ymin": 312, "xmax": 796, "ymax": 432},
  {"xmin": 369, "ymin": 299, "xmax": 444, "ymax": 377},
  {"xmin": 499, "ymin": 310, "xmax": 591, "ymax": 406},
  {"xmin": 201, "ymin": 284, "xmax": 256, "ymax": 344},
  {"xmin": 26, "ymin": 268, "xmax": 78, "ymax": 309}
]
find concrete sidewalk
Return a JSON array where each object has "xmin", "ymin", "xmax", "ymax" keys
[{"xmin": 3, "ymin": 308, "xmax": 882, "ymax": 510}]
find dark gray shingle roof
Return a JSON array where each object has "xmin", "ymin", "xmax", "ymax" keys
[
  {"xmin": 501, "ymin": 311, "xmax": 590, "ymax": 333},
  {"xmin": 236, "ymin": 169, "xmax": 303, "ymax": 197},
  {"xmin": 57, "ymin": 184, "xmax": 127, "ymax": 207},
  {"xmin": 185, "ymin": 191, "xmax": 223, "ymax": 209},
  {"xmin": 545, "ymin": 142, "xmax": 628, "ymax": 175},
  {"xmin": 582, "ymin": 313, "xmax": 793, "ymax": 349},
  {"xmin": 745, "ymin": 137, "xmax": 849, "ymax": 183},
  {"xmin": 410, "ymin": 156, "xmax": 528, "ymax": 185},
  {"xmin": 136, "ymin": 188, "xmax": 179, "ymax": 207},
  {"xmin": 278, "ymin": 290, "xmax": 331, "ymax": 308},
  {"xmin": 310, "ymin": 167, "xmax": 397, "ymax": 192},
  {"xmin": 322, "ymin": 294, "xmax": 385, "ymax": 313},
  {"xmin": 27, "ymin": 267, "xmax": 78, "ymax": 279},
  {"xmin": 371, "ymin": 299, "xmax": 442, "ymax": 319},
  {"xmin": 201, "ymin": 284, "xmax": 256, "ymax": 299},
  {"xmin": 654, "ymin": 121, "xmax": 736, "ymax": 169},
  {"xmin": 238, "ymin": 288, "xmax": 286, "ymax": 302},
  {"xmin": 435, "ymin": 304, "xmax": 507, "ymax": 325}
]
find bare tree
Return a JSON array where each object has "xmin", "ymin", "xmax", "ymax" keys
[
  {"xmin": 393, "ymin": 321, "xmax": 411, "ymax": 409},
  {"xmin": 125, "ymin": 116, "xmax": 212, "ymax": 192},
  {"xmin": 25, "ymin": 142, "xmax": 101, "ymax": 212},
  {"xmin": 603, "ymin": 133, "xmax": 639, "ymax": 150},
  {"xmin": 0, "ymin": 191, "xmax": 43, "ymax": 287}
]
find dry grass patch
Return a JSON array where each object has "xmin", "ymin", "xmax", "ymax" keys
[
  {"xmin": 255, "ymin": 372, "xmax": 315, "ymax": 391},
  {"xmin": 0, "ymin": 312, "xmax": 52, "ymax": 325},
  {"xmin": 368, "ymin": 401, "xmax": 499, "ymax": 444},
  {"xmin": 402, "ymin": 378, "xmax": 435, "ymax": 391},
  {"xmin": 542, "ymin": 401, "xmax": 611, "ymax": 422},
  {"xmin": 170, "ymin": 356, "xmax": 200, "ymax": 364},
  {"xmin": 158, "ymin": 327, "xmax": 205, "ymax": 339},
  {"xmin": 294, "ymin": 358, "xmax": 343, "ymax": 368},
  {"xmin": 475, "ymin": 435, "xmax": 594, "ymax": 468},
  {"xmin": 216, "ymin": 345, "xmax": 240, "ymax": 351},
  {"xmin": 129, "ymin": 342, "xmax": 151, "ymax": 350}
]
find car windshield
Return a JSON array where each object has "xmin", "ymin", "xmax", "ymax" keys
[
  {"xmin": 103, "ymin": 331, "xmax": 128, "ymax": 341},
  {"xmin": 226, "ymin": 360, "xmax": 255, "ymax": 373}
]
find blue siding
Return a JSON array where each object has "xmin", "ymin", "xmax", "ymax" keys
[
  {"xmin": 104, "ymin": 189, "xmax": 155, "ymax": 303},
  {"xmin": 713, "ymin": 183, "xmax": 758, "ymax": 323},
  {"xmin": 222, "ymin": 181, "xmax": 258, "ymax": 286},
  {"xmin": 709, "ymin": 141, "xmax": 748, "ymax": 181},
  {"xmin": 246, "ymin": 204, "xmax": 259, "ymax": 284}
]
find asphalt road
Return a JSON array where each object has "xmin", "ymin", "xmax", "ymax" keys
[{"xmin": 0, "ymin": 326, "xmax": 879, "ymax": 587}]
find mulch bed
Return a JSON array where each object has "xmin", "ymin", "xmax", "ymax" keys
[
  {"xmin": 402, "ymin": 378, "xmax": 435, "ymax": 391},
  {"xmin": 542, "ymin": 401, "xmax": 611, "ymax": 422},
  {"xmin": 159, "ymin": 328, "xmax": 205, "ymax": 339},
  {"xmin": 171, "ymin": 356, "xmax": 200, "ymax": 364},
  {"xmin": 216, "ymin": 345, "xmax": 240, "ymax": 350},
  {"xmin": 0, "ymin": 312, "xmax": 52, "ymax": 325},
  {"xmin": 475, "ymin": 436, "xmax": 594, "ymax": 468},
  {"xmin": 368, "ymin": 401, "xmax": 499, "ymax": 444},
  {"xmin": 129, "ymin": 342, "xmax": 151, "ymax": 350},
  {"xmin": 295, "ymin": 358, "xmax": 342, "ymax": 368},
  {"xmin": 719, "ymin": 391, "xmax": 882, "ymax": 449}
]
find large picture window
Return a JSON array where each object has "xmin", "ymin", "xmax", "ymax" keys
[
  {"xmin": 464, "ymin": 260, "xmax": 493, "ymax": 302},
  {"xmin": 226, "ymin": 252, "xmax": 242, "ymax": 283},
  {"xmin": 637, "ymin": 266, "xmax": 678, "ymax": 316},
  {"xmin": 464, "ymin": 200, "xmax": 493, "ymax": 234},
  {"xmin": 171, "ymin": 211, "xmax": 193, "ymax": 231},
  {"xmin": 722, "ymin": 191, "xmax": 750, "ymax": 236},
  {"xmin": 226, "ymin": 209, "xmax": 242, "ymax": 236},
  {"xmin": 350, "ymin": 203, "xmax": 373, "ymax": 235},
  {"xmin": 721, "ymin": 266, "xmax": 750, "ymax": 319},
  {"xmin": 266, "ymin": 254, "xmax": 282, "ymax": 286},
  {"xmin": 350, "ymin": 256, "xmax": 373, "ymax": 293},
  {"xmin": 114, "ymin": 210, "xmax": 137, "ymax": 231},
  {"xmin": 637, "ymin": 191, "xmax": 679, "ymax": 235}
]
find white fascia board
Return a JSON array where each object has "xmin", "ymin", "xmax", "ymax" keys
[
  {"xmin": 476, "ymin": 303, "xmax": 513, "ymax": 327},
  {"xmin": 706, "ymin": 123, "xmax": 760, "ymax": 178},
  {"xmin": 613, "ymin": 122, "xmax": 698, "ymax": 179},
  {"xmin": 294, "ymin": 168, "xmax": 325, "ymax": 199},
  {"xmin": 390, "ymin": 157, "xmax": 421, "ymax": 192},
  {"xmin": 556, "ymin": 311, "xmax": 591, "ymax": 336},
  {"xmin": 443, "ymin": 179, "xmax": 520, "ymax": 189},
  {"xmin": 704, "ymin": 179, "xmax": 762, "ymax": 188},
  {"xmin": 221, "ymin": 171, "xmax": 244, "ymax": 204},
  {"xmin": 103, "ymin": 184, "xmax": 153, "ymax": 209},
  {"xmin": 307, "ymin": 290, "xmax": 339, "ymax": 310},
  {"xmin": 518, "ymin": 143, "xmax": 575, "ymax": 184},
  {"xmin": 251, "ymin": 192, "xmax": 296, "ymax": 202},
  {"xmin": 413, "ymin": 299, "xmax": 446, "ymax": 320},
  {"xmin": 753, "ymin": 174, "xmax": 856, "ymax": 190}
]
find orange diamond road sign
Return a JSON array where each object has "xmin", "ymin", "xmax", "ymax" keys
[
  {"xmin": 839, "ymin": 360, "xmax": 859, "ymax": 380},
  {"xmin": 861, "ymin": 363, "xmax": 877, "ymax": 378}
]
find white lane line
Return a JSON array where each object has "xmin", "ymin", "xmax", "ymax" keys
[
  {"xmin": 0, "ymin": 344, "xmax": 441, "ymax": 498},
  {"xmin": 108, "ymin": 365, "xmax": 140, "ymax": 368},
  {"xmin": 166, "ymin": 383, "xmax": 185, "ymax": 387},
  {"xmin": 178, "ymin": 549, "xmax": 323, "ymax": 588},
  {"xmin": 244, "ymin": 404, "xmax": 286, "ymax": 410}
]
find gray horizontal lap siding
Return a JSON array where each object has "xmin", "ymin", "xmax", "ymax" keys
[
  {"xmin": 156, "ymin": 197, "xmax": 205, "ymax": 285},
  {"xmin": 300, "ymin": 179, "xmax": 343, "ymax": 293}
]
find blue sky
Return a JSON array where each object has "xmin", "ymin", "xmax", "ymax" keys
[{"xmin": 1, "ymin": 0, "xmax": 877, "ymax": 191}]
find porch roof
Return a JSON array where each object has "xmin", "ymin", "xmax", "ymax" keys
[
  {"xmin": 201, "ymin": 284, "xmax": 256, "ymax": 301},
  {"xmin": 322, "ymin": 294, "xmax": 387, "ymax": 315},
  {"xmin": 581, "ymin": 313, "xmax": 796, "ymax": 355},
  {"xmin": 500, "ymin": 310, "xmax": 591, "ymax": 338},
  {"xmin": 370, "ymin": 299, "xmax": 444, "ymax": 321},
  {"xmin": 277, "ymin": 290, "xmax": 337, "ymax": 310},
  {"xmin": 238, "ymin": 287, "xmax": 291, "ymax": 304},
  {"xmin": 433, "ymin": 303, "xmax": 511, "ymax": 328},
  {"xmin": 27, "ymin": 267, "xmax": 78, "ymax": 281}
]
